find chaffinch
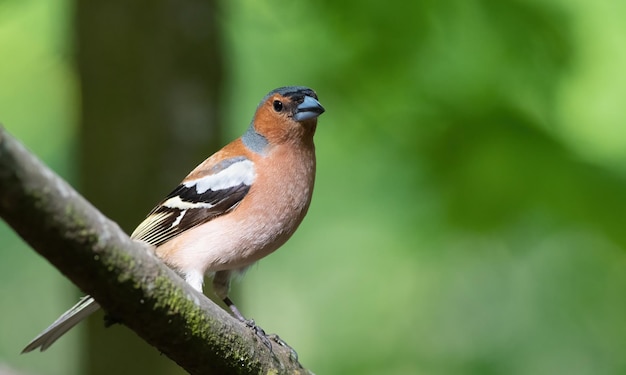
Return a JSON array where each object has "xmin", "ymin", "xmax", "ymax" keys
[{"xmin": 23, "ymin": 86, "xmax": 325, "ymax": 352}]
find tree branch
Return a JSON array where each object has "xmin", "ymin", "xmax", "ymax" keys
[{"xmin": 0, "ymin": 125, "xmax": 312, "ymax": 375}]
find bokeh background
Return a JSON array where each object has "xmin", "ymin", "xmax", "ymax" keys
[{"xmin": 2, "ymin": 0, "xmax": 626, "ymax": 374}]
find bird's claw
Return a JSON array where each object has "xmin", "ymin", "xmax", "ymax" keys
[
  {"xmin": 243, "ymin": 319, "xmax": 272, "ymax": 350},
  {"xmin": 267, "ymin": 333, "xmax": 299, "ymax": 361},
  {"xmin": 226, "ymin": 297, "xmax": 298, "ymax": 358},
  {"xmin": 241, "ymin": 320, "xmax": 297, "ymax": 359}
]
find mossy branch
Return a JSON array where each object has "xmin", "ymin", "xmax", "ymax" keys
[{"xmin": 0, "ymin": 125, "xmax": 312, "ymax": 375}]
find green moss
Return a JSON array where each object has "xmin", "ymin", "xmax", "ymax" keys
[{"xmin": 61, "ymin": 202, "xmax": 88, "ymax": 230}]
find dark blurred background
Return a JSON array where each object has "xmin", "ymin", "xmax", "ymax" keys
[{"xmin": 2, "ymin": 1, "xmax": 626, "ymax": 374}]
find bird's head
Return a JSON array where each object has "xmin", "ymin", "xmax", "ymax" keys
[{"xmin": 250, "ymin": 86, "xmax": 325, "ymax": 145}]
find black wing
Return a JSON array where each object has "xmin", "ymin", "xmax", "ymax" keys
[{"xmin": 130, "ymin": 157, "xmax": 255, "ymax": 246}]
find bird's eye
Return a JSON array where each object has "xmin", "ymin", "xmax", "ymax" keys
[{"xmin": 273, "ymin": 100, "xmax": 283, "ymax": 112}]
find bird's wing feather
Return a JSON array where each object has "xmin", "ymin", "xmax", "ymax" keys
[{"xmin": 131, "ymin": 156, "xmax": 255, "ymax": 246}]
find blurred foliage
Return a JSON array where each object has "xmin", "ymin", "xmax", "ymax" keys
[
  {"xmin": 0, "ymin": 1, "xmax": 80, "ymax": 375},
  {"xmin": 2, "ymin": 0, "xmax": 626, "ymax": 374},
  {"xmin": 224, "ymin": 1, "xmax": 626, "ymax": 374}
]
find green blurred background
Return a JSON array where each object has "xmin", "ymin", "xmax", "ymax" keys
[{"xmin": 2, "ymin": 0, "xmax": 626, "ymax": 374}]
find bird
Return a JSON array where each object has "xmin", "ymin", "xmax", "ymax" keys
[{"xmin": 22, "ymin": 86, "xmax": 325, "ymax": 353}]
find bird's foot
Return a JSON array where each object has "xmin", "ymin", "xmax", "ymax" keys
[
  {"xmin": 267, "ymin": 333, "xmax": 299, "ymax": 361},
  {"xmin": 223, "ymin": 296, "xmax": 298, "ymax": 358},
  {"xmin": 242, "ymin": 318, "xmax": 272, "ymax": 350},
  {"xmin": 242, "ymin": 321, "xmax": 299, "ymax": 360}
]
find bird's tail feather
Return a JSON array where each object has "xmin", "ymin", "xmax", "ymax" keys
[{"xmin": 22, "ymin": 295, "xmax": 100, "ymax": 353}]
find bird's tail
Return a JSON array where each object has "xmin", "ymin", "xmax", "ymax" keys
[{"xmin": 22, "ymin": 295, "xmax": 101, "ymax": 353}]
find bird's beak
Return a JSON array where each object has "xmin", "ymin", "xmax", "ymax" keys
[{"xmin": 294, "ymin": 96, "xmax": 325, "ymax": 122}]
